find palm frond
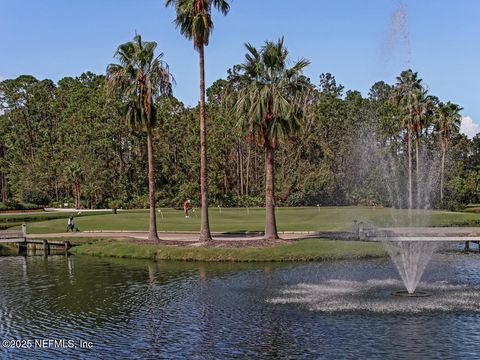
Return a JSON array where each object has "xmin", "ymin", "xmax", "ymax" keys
[
  {"xmin": 106, "ymin": 34, "xmax": 173, "ymax": 129},
  {"xmin": 228, "ymin": 38, "xmax": 310, "ymax": 149},
  {"xmin": 165, "ymin": 0, "xmax": 230, "ymax": 50}
]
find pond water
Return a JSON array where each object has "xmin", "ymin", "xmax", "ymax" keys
[{"xmin": 1, "ymin": 253, "xmax": 480, "ymax": 359}]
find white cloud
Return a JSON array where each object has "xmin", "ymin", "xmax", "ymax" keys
[{"xmin": 460, "ymin": 116, "xmax": 480, "ymax": 139}]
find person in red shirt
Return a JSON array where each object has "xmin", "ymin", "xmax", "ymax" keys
[{"xmin": 183, "ymin": 199, "xmax": 191, "ymax": 218}]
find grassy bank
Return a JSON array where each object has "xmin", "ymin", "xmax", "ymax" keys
[{"xmin": 70, "ymin": 238, "xmax": 386, "ymax": 262}]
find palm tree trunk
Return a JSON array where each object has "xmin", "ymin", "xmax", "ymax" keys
[
  {"xmin": 198, "ymin": 44, "xmax": 212, "ymax": 241},
  {"xmin": 146, "ymin": 125, "xmax": 159, "ymax": 242},
  {"xmin": 255, "ymin": 146, "xmax": 259, "ymax": 183},
  {"xmin": 236, "ymin": 143, "xmax": 241, "ymax": 194},
  {"xmin": 440, "ymin": 140, "xmax": 446, "ymax": 206},
  {"xmin": 415, "ymin": 134, "xmax": 420, "ymax": 208},
  {"xmin": 74, "ymin": 181, "xmax": 80, "ymax": 209},
  {"xmin": 264, "ymin": 144, "xmax": 279, "ymax": 240},
  {"xmin": 77, "ymin": 183, "xmax": 80, "ymax": 209},
  {"xmin": 246, "ymin": 143, "xmax": 251, "ymax": 196},
  {"xmin": 72, "ymin": 184, "xmax": 75, "ymax": 208},
  {"xmin": 407, "ymin": 115, "xmax": 413, "ymax": 209},
  {"xmin": 239, "ymin": 141, "xmax": 244, "ymax": 195}
]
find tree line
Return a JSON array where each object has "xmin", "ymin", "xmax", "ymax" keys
[{"xmin": 1, "ymin": 66, "xmax": 478, "ymax": 211}]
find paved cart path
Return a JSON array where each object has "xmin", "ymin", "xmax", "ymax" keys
[
  {"xmin": 26, "ymin": 227, "xmax": 480, "ymax": 243},
  {"xmin": 26, "ymin": 231, "xmax": 321, "ymax": 242}
]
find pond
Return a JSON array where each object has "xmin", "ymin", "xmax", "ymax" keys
[{"xmin": 1, "ymin": 252, "xmax": 480, "ymax": 359}]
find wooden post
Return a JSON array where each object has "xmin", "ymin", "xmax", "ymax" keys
[
  {"xmin": 21, "ymin": 223, "xmax": 27, "ymax": 240},
  {"xmin": 18, "ymin": 242, "xmax": 27, "ymax": 255},
  {"xmin": 358, "ymin": 222, "xmax": 365, "ymax": 240},
  {"xmin": 353, "ymin": 220, "xmax": 359, "ymax": 239},
  {"xmin": 64, "ymin": 241, "xmax": 71, "ymax": 252},
  {"xmin": 20, "ymin": 223, "xmax": 28, "ymax": 254},
  {"xmin": 43, "ymin": 240, "xmax": 49, "ymax": 253}
]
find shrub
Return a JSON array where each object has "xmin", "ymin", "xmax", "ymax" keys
[
  {"xmin": 108, "ymin": 199, "xmax": 123, "ymax": 214},
  {"xmin": 446, "ymin": 200, "xmax": 464, "ymax": 212},
  {"xmin": 0, "ymin": 200, "xmax": 43, "ymax": 211},
  {"xmin": 4, "ymin": 199, "xmax": 23, "ymax": 210},
  {"xmin": 126, "ymin": 195, "xmax": 149, "ymax": 209},
  {"xmin": 22, "ymin": 189, "xmax": 51, "ymax": 206}
]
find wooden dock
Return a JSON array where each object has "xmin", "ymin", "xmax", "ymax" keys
[{"xmin": 0, "ymin": 224, "xmax": 72, "ymax": 253}]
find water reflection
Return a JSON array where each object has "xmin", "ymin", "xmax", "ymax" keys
[{"xmin": 0, "ymin": 254, "xmax": 479, "ymax": 359}]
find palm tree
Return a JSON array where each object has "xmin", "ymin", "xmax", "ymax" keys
[
  {"xmin": 106, "ymin": 34, "xmax": 173, "ymax": 242},
  {"xmin": 436, "ymin": 101, "xmax": 462, "ymax": 205},
  {"xmin": 233, "ymin": 38, "xmax": 310, "ymax": 240},
  {"xmin": 411, "ymin": 89, "xmax": 436, "ymax": 206},
  {"xmin": 165, "ymin": 0, "xmax": 230, "ymax": 242},
  {"xmin": 393, "ymin": 69, "xmax": 423, "ymax": 209},
  {"xmin": 67, "ymin": 162, "xmax": 83, "ymax": 209}
]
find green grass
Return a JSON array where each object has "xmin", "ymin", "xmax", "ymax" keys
[
  {"xmin": 0, "ymin": 210, "xmax": 110, "ymax": 230},
  {"xmin": 70, "ymin": 238, "xmax": 386, "ymax": 262},
  {"xmin": 20, "ymin": 206, "xmax": 480, "ymax": 234}
]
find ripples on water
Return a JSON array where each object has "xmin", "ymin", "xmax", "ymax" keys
[{"xmin": 0, "ymin": 253, "xmax": 479, "ymax": 359}]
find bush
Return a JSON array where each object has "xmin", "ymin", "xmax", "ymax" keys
[
  {"xmin": 125, "ymin": 195, "xmax": 149, "ymax": 209},
  {"xmin": 21, "ymin": 203, "xmax": 44, "ymax": 210},
  {"xmin": 22, "ymin": 189, "xmax": 51, "ymax": 206},
  {"xmin": 108, "ymin": 199, "xmax": 123, "ymax": 214},
  {"xmin": 4, "ymin": 199, "xmax": 23, "ymax": 210},
  {"xmin": 235, "ymin": 195, "xmax": 264, "ymax": 207},
  {"xmin": 207, "ymin": 194, "xmax": 264, "ymax": 207},
  {"xmin": 346, "ymin": 187, "xmax": 384, "ymax": 207},
  {"xmin": 285, "ymin": 193, "xmax": 306, "ymax": 206},
  {"xmin": 446, "ymin": 200, "xmax": 464, "ymax": 212},
  {"xmin": 0, "ymin": 200, "xmax": 44, "ymax": 211}
]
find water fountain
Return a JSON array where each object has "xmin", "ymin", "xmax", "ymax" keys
[
  {"xmin": 382, "ymin": 240, "xmax": 437, "ymax": 296},
  {"xmin": 348, "ymin": 116, "xmax": 477, "ymax": 296},
  {"xmin": 366, "ymin": 227, "xmax": 480, "ymax": 296}
]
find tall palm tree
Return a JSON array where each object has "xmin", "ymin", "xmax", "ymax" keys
[
  {"xmin": 106, "ymin": 34, "xmax": 173, "ymax": 242},
  {"xmin": 393, "ymin": 69, "xmax": 423, "ymax": 209},
  {"xmin": 165, "ymin": 0, "xmax": 230, "ymax": 242},
  {"xmin": 411, "ymin": 89, "xmax": 436, "ymax": 206},
  {"xmin": 436, "ymin": 101, "xmax": 462, "ymax": 205},
  {"xmin": 233, "ymin": 38, "xmax": 310, "ymax": 240}
]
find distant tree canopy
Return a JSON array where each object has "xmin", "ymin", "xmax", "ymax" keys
[{"xmin": 0, "ymin": 69, "xmax": 478, "ymax": 210}]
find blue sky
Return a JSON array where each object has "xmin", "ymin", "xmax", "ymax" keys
[{"xmin": 1, "ymin": 0, "xmax": 479, "ymax": 137}]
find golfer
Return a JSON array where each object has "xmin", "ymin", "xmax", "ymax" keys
[{"xmin": 183, "ymin": 199, "xmax": 191, "ymax": 218}]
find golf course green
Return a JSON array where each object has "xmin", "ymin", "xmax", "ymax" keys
[
  {"xmin": 3, "ymin": 206, "xmax": 478, "ymax": 262},
  {"xmin": 10, "ymin": 206, "xmax": 480, "ymax": 234}
]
